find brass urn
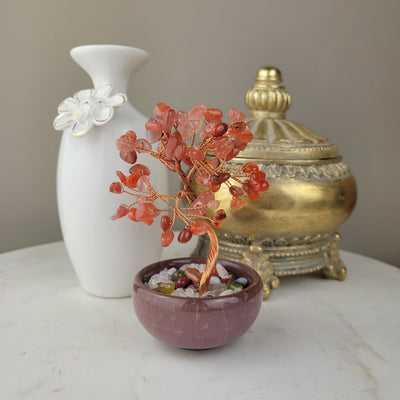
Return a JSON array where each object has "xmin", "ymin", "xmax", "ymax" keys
[{"xmin": 194, "ymin": 66, "xmax": 357, "ymax": 299}]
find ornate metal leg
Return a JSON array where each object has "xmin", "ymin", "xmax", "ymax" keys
[
  {"xmin": 242, "ymin": 244, "xmax": 279, "ymax": 300},
  {"xmin": 321, "ymin": 233, "xmax": 347, "ymax": 281}
]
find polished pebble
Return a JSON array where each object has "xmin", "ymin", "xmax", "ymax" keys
[
  {"xmin": 235, "ymin": 277, "xmax": 248, "ymax": 286},
  {"xmin": 175, "ymin": 277, "xmax": 190, "ymax": 289},
  {"xmin": 219, "ymin": 289, "xmax": 234, "ymax": 296},
  {"xmin": 171, "ymin": 269, "xmax": 185, "ymax": 282},
  {"xmin": 228, "ymin": 281, "xmax": 243, "ymax": 291},
  {"xmin": 157, "ymin": 282, "xmax": 175, "ymax": 295}
]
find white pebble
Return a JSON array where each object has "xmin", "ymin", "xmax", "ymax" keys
[
  {"xmin": 172, "ymin": 288, "xmax": 187, "ymax": 297},
  {"xmin": 148, "ymin": 278, "xmax": 158, "ymax": 289},
  {"xmin": 197, "ymin": 264, "xmax": 205, "ymax": 273},
  {"xmin": 219, "ymin": 289, "xmax": 234, "ymax": 296},
  {"xmin": 159, "ymin": 268, "xmax": 170, "ymax": 280},
  {"xmin": 210, "ymin": 276, "xmax": 221, "ymax": 285},
  {"xmin": 167, "ymin": 267, "xmax": 177, "ymax": 278},
  {"xmin": 216, "ymin": 263, "xmax": 230, "ymax": 279},
  {"xmin": 147, "ymin": 267, "xmax": 173, "ymax": 289},
  {"xmin": 201, "ymin": 291, "xmax": 216, "ymax": 298},
  {"xmin": 185, "ymin": 287, "xmax": 199, "ymax": 298},
  {"xmin": 235, "ymin": 277, "xmax": 248, "ymax": 286}
]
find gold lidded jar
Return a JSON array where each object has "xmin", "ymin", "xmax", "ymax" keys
[{"xmin": 194, "ymin": 66, "xmax": 357, "ymax": 299}]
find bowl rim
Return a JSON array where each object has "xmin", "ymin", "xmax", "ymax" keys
[{"xmin": 133, "ymin": 256, "xmax": 262, "ymax": 301}]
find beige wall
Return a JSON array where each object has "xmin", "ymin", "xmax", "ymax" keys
[{"xmin": 0, "ymin": 0, "xmax": 399, "ymax": 266}]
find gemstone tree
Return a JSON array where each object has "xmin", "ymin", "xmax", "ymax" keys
[{"xmin": 110, "ymin": 103, "xmax": 269, "ymax": 295}]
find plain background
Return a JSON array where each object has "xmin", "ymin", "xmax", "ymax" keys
[{"xmin": 0, "ymin": 0, "xmax": 399, "ymax": 266}]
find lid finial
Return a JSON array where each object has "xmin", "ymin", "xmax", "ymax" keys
[{"xmin": 246, "ymin": 66, "xmax": 291, "ymax": 119}]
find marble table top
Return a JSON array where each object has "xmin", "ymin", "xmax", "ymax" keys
[{"xmin": 1, "ymin": 240, "xmax": 399, "ymax": 400}]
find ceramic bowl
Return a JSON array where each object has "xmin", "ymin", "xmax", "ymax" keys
[{"xmin": 132, "ymin": 257, "xmax": 263, "ymax": 350}]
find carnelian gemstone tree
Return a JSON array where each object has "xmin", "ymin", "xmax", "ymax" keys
[{"xmin": 110, "ymin": 103, "xmax": 269, "ymax": 295}]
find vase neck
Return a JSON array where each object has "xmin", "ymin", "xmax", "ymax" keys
[{"xmin": 70, "ymin": 45, "xmax": 149, "ymax": 93}]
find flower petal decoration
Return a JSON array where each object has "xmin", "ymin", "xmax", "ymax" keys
[
  {"xmin": 75, "ymin": 89, "xmax": 95, "ymax": 103},
  {"xmin": 72, "ymin": 120, "xmax": 93, "ymax": 137},
  {"xmin": 53, "ymin": 85, "xmax": 127, "ymax": 137},
  {"xmin": 94, "ymin": 105, "xmax": 114, "ymax": 125},
  {"xmin": 57, "ymin": 97, "xmax": 77, "ymax": 114},
  {"xmin": 109, "ymin": 94, "xmax": 127, "ymax": 107},
  {"xmin": 53, "ymin": 113, "xmax": 75, "ymax": 131}
]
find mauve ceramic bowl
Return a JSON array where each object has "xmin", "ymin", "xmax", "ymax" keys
[{"xmin": 132, "ymin": 257, "xmax": 263, "ymax": 350}]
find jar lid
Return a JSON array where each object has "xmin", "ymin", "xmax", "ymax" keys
[{"xmin": 240, "ymin": 66, "xmax": 339, "ymax": 163}]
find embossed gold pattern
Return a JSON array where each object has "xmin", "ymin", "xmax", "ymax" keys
[{"xmin": 193, "ymin": 66, "xmax": 357, "ymax": 300}]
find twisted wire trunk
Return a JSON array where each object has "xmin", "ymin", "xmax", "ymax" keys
[
  {"xmin": 176, "ymin": 162, "xmax": 218, "ymax": 296},
  {"xmin": 199, "ymin": 220, "xmax": 218, "ymax": 296}
]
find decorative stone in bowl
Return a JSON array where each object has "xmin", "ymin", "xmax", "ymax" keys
[{"xmin": 132, "ymin": 257, "xmax": 263, "ymax": 350}]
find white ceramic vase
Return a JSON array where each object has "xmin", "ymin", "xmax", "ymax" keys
[{"xmin": 56, "ymin": 45, "xmax": 167, "ymax": 297}]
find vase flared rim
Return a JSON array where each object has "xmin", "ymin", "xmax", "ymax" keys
[{"xmin": 70, "ymin": 44, "xmax": 149, "ymax": 58}]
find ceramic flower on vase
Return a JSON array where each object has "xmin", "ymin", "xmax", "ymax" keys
[
  {"xmin": 54, "ymin": 85, "xmax": 127, "ymax": 136},
  {"xmin": 110, "ymin": 103, "xmax": 269, "ymax": 349}
]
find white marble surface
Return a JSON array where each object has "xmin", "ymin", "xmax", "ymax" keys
[{"xmin": 1, "ymin": 240, "xmax": 399, "ymax": 400}]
